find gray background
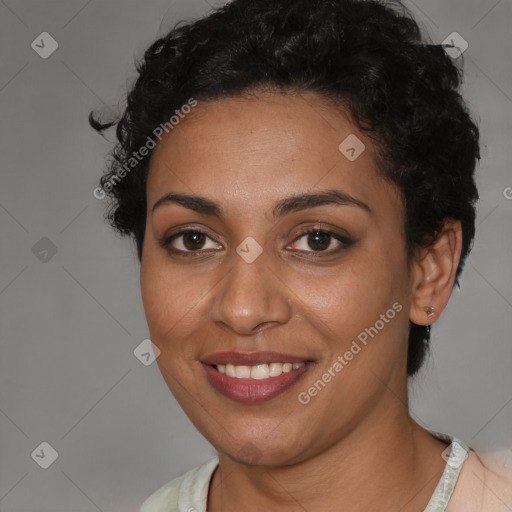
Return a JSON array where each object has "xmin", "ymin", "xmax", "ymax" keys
[{"xmin": 0, "ymin": 0, "xmax": 511, "ymax": 511}]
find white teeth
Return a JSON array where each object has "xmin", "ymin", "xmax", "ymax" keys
[
  {"xmin": 235, "ymin": 365, "xmax": 251, "ymax": 378},
  {"xmin": 269, "ymin": 362, "xmax": 283, "ymax": 377},
  {"xmin": 215, "ymin": 362, "xmax": 305, "ymax": 379},
  {"xmin": 226, "ymin": 364, "xmax": 236, "ymax": 377},
  {"xmin": 251, "ymin": 364, "xmax": 269, "ymax": 379}
]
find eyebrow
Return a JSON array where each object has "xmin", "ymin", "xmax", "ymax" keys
[{"xmin": 151, "ymin": 189, "xmax": 372, "ymax": 218}]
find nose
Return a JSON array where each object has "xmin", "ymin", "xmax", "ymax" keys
[{"xmin": 209, "ymin": 247, "xmax": 292, "ymax": 335}]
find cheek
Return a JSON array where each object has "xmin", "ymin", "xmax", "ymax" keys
[
  {"xmin": 140, "ymin": 247, "xmax": 203, "ymax": 355},
  {"xmin": 293, "ymin": 252, "xmax": 410, "ymax": 395},
  {"xmin": 140, "ymin": 250, "xmax": 208, "ymax": 404},
  {"xmin": 290, "ymin": 251, "xmax": 405, "ymax": 333}
]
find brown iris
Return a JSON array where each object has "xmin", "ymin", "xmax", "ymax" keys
[{"xmin": 307, "ymin": 231, "xmax": 331, "ymax": 251}]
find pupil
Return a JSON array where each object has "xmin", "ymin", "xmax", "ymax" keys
[
  {"xmin": 308, "ymin": 231, "xmax": 330, "ymax": 251},
  {"xmin": 184, "ymin": 232, "xmax": 205, "ymax": 250}
]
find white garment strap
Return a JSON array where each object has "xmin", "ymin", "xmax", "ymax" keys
[{"xmin": 423, "ymin": 438, "xmax": 469, "ymax": 512}]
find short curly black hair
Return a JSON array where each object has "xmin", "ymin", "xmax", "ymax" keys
[{"xmin": 89, "ymin": 0, "xmax": 480, "ymax": 377}]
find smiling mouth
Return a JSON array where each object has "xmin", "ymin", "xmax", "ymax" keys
[
  {"xmin": 202, "ymin": 359, "xmax": 314, "ymax": 403},
  {"xmin": 213, "ymin": 362, "xmax": 306, "ymax": 379}
]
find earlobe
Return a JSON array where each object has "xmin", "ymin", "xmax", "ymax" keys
[{"xmin": 409, "ymin": 220, "xmax": 463, "ymax": 326}]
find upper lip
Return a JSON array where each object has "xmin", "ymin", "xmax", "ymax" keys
[{"xmin": 201, "ymin": 351, "xmax": 312, "ymax": 366}]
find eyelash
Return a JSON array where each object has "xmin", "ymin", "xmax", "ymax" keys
[{"xmin": 161, "ymin": 227, "xmax": 353, "ymax": 257}]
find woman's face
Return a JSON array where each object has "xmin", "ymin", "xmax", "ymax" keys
[{"xmin": 141, "ymin": 90, "xmax": 415, "ymax": 465}]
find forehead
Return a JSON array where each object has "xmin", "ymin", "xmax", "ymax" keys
[{"xmin": 146, "ymin": 90, "xmax": 400, "ymax": 217}]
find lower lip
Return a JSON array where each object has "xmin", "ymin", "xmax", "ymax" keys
[{"xmin": 202, "ymin": 363, "xmax": 311, "ymax": 403}]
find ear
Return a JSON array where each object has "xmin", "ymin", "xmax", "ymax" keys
[{"xmin": 409, "ymin": 219, "xmax": 463, "ymax": 326}]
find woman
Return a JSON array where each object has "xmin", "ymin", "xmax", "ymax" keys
[{"xmin": 89, "ymin": 0, "xmax": 512, "ymax": 510}]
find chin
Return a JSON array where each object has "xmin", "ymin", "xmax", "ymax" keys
[{"xmin": 211, "ymin": 428, "xmax": 310, "ymax": 467}]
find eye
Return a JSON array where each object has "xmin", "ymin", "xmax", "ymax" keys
[
  {"xmin": 161, "ymin": 226, "xmax": 352, "ymax": 256},
  {"xmin": 288, "ymin": 228, "xmax": 351, "ymax": 253},
  {"xmin": 163, "ymin": 229, "xmax": 222, "ymax": 254}
]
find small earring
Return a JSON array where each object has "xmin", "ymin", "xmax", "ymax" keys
[{"xmin": 425, "ymin": 306, "xmax": 435, "ymax": 318}]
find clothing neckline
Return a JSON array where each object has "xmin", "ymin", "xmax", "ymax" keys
[
  {"xmin": 184, "ymin": 432, "xmax": 470, "ymax": 512},
  {"xmin": 423, "ymin": 432, "xmax": 470, "ymax": 511}
]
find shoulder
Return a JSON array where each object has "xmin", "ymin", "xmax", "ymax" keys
[
  {"xmin": 139, "ymin": 457, "xmax": 219, "ymax": 512},
  {"xmin": 448, "ymin": 447, "xmax": 512, "ymax": 511}
]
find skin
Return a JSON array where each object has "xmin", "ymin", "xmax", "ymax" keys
[{"xmin": 140, "ymin": 89, "xmax": 463, "ymax": 511}]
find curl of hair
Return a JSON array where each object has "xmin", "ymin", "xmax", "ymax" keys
[{"xmin": 90, "ymin": 0, "xmax": 480, "ymax": 376}]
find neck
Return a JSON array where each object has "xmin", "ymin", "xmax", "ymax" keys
[{"xmin": 207, "ymin": 396, "xmax": 449, "ymax": 512}]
